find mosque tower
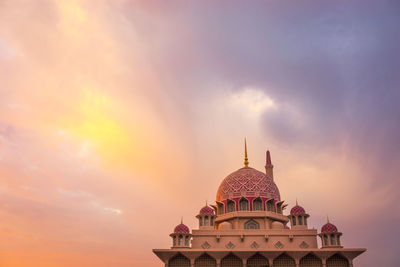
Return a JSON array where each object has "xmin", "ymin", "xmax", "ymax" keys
[{"xmin": 153, "ymin": 141, "xmax": 366, "ymax": 267}]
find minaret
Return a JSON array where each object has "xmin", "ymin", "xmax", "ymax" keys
[
  {"xmin": 265, "ymin": 150, "xmax": 274, "ymax": 180},
  {"xmin": 244, "ymin": 138, "xmax": 249, "ymax": 167}
]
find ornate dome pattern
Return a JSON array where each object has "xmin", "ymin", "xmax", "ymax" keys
[
  {"xmin": 199, "ymin": 205, "xmax": 214, "ymax": 215},
  {"xmin": 216, "ymin": 167, "xmax": 280, "ymax": 201},
  {"xmin": 290, "ymin": 205, "xmax": 306, "ymax": 215},
  {"xmin": 174, "ymin": 224, "xmax": 190, "ymax": 234},
  {"xmin": 321, "ymin": 223, "xmax": 338, "ymax": 233}
]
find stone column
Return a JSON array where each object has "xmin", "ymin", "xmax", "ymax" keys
[
  {"xmin": 348, "ymin": 260, "xmax": 354, "ymax": 267},
  {"xmin": 295, "ymin": 258, "xmax": 300, "ymax": 267},
  {"xmin": 190, "ymin": 258, "xmax": 195, "ymax": 267},
  {"xmin": 216, "ymin": 258, "xmax": 221, "ymax": 267},
  {"xmin": 322, "ymin": 258, "xmax": 327, "ymax": 267},
  {"xmin": 267, "ymin": 258, "xmax": 273, "ymax": 267},
  {"xmin": 242, "ymin": 257, "xmax": 247, "ymax": 267}
]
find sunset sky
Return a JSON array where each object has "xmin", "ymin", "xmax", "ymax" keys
[{"xmin": 1, "ymin": 1, "xmax": 399, "ymax": 266}]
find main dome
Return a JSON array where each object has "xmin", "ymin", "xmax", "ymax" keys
[{"xmin": 216, "ymin": 167, "xmax": 280, "ymax": 201}]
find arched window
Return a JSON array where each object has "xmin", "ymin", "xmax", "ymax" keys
[
  {"xmin": 169, "ymin": 253, "xmax": 190, "ymax": 267},
  {"xmin": 304, "ymin": 217, "xmax": 307, "ymax": 225},
  {"xmin": 253, "ymin": 198, "xmax": 262, "ymax": 211},
  {"xmin": 244, "ymin": 219, "xmax": 260, "ymax": 229},
  {"xmin": 210, "ymin": 216, "xmax": 214, "ymax": 226},
  {"xmin": 178, "ymin": 235, "xmax": 183, "ymax": 246},
  {"xmin": 300, "ymin": 253, "xmax": 322, "ymax": 267},
  {"xmin": 331, "ymin": 234, "xmax": 336, "ymax": 245},
  {"xmin": 292, "ymin": 217, "xmax": 296, "ymax": 226},
  {"xmin": 277, "ymin": 203, "xmax": 282, "ymax": 214},
  {"xmin": 227, "ymin": 200, "xmax": 235, "ymax": 212},
  {"xmin": 298, "ymin": 216, "xmax": 303, "ymax": 225},
  {"xmin": 173, "ymin": 236, "xmax": 176, "ymax": 246},
  {"xmin": 239, "ymin": 198, "xmax": 249, "ymax": 211},
  {"xmin": 204, "ymin": 216, "xmax": 209, "ymax": 226},
  {"xmin": 217, "ymin": 202, "xmax": 225, "ymax": 215},
  {"xmin": 323, "ymin": 235, "xmax": 329, "ymax": 246},
  {"xmin": 195, "ymin": 253, "xmax": 216, "ymax": 267},
  {"xmin": 247, "ymin": 253, "xmax": 268, "ymax": 266},
  {"xmin": 221, "ymin": 253, "xmax": 242, "ymax": 267},
  {"xmin": 326, "ymin": 254, "xmax": 349, "ymax": 267},
  {"xmin": 266, "ymin": 200, "xmax": 274, "ymax": 211},
  {"xmin": 273, "ymin": 253, "xmax": 296, "ymax": 267},
  {"xmin": 199, "ymin": 217, "xmax": 203, "ymax": 226},
  {"xmin": 185, "ymin": 236, "xmax": 189, "ymax": 246},
  {"xmin": 337, "ymin": 236, "xmax": 341, "ymax": 246}
]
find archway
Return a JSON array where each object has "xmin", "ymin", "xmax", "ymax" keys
[
  {"xmin": 247, "ymin": 253, "xmax": 268, "ymax": 267},
  {"xmin": 195, "ymin": 253, "xmax": 217, "ymax": 267},
  {"xmin": 273, "ymin": 253, "xmax": 295, "ymax": 267},
  {"xmin": 300, "ymin": 253, "xmax": 322, "ymax": 267},
  {"xmin": 221, "ymin": 253, "xmax": 243, "ymax": 267},
  {"xmin": 326, "ymin": 254, "xmax": 349, "ymax": 267},
  {"xmin": 169, "ymin": 253, "xmax": 190, "ymax": 267}
]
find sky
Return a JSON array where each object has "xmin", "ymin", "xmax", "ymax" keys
[{"xmin": 0, "ymin": 0, "xmax": 399, "ymax": 266}]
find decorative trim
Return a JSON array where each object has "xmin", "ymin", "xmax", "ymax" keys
[{"xmin": 225, "ymin": 241, "xmax": 235, "ymax": 249}]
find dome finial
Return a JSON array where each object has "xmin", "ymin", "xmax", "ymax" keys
[
  {"xmin": 296, "ymin": 198, "xmax": 298, "ymax": 206},
  {"xmin": 327, "ymin": 215, "xmax": 330, "ymax": 223},
  {"xmin": 206, "ymin": 200, "xmax": 208, "ymax": 206},
  {"xmin": 181, "ymin": 216, "xmax": 183, "ymax": 224},
  {"xmin": 244, "ymin": 138, "xmax": 249, "ymax": 167}
]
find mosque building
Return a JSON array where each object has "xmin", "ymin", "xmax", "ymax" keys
[{"xmin": 153, "ymin": 141, "xmax": 366, "ymax": 267}]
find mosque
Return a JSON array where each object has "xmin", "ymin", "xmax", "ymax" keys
[{"xmin": 153, "ymin": 141, "xmax": 366, "ymax": 267}]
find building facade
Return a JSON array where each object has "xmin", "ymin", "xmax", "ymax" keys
[{"xmin": 153, "ymin": 143, "xmax": 366, "ymax": 267}]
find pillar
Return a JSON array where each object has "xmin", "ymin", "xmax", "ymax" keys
[
  {"xmin": 216, "ymin": 258, "xmax": 221, "ymax": 267},
  {"xmin": 190, "ymin": 258, "xmax": 195, "ymax": 267},
  {"xmin": 295, "ymin": 258, "xmax": 300, "ymax": 267},
  {"xmin": 242, "ymin": 258, "xmax": 247, "ymax": 267},
  {"xmin": 322, "ymin": 258, "xmax": 326, "ymax": 267}
]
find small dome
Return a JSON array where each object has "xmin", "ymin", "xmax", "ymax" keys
[
  {"xmin": 174, "ymin": 223, "xmax": 190, "ymax": 234},
  {"xmin": 199, "ymin": 205, "xmax": 214, "ymax": 215},
  {"xmin": 321, "ymin": 222, "xmax": 338, "ymax": 233},
  {"xmin": 285, "ymin": 225, "xmax": 290, "ymax": 229},
  {"xmin": 290, "ymin": 205, "xmax": 306, "ymax": 215}
]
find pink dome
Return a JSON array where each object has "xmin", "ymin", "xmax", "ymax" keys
[
  {"xmin": 199, "ymin": 205, "xmax": 214, "ymax": 215},
  {"xmin": 290, "ymin": 205, "xmax": 306, "ymax": 215},
  {"xmin": 321, "ymin": 223, "xmax": 338, "ymax": 233},
  {"xmin": 216, "ymin": 167, "xmax": 280, "ymax": 201},
  {"xmin": 173, "ymin": 224, "xmax": 190, "ymax": 234}
]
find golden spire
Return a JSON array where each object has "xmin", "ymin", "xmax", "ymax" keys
[
  {"xmin": 327, "ymin": 215, "xmax": 330, "ymax": 223},
  {"xmin": 181, "ymin": 216, "xmax": 183, "ymax": 224},
  {"xmin": 296, "ymin": 198, "xmax": 298, "ymax": 206},
  {"xmin": 206, "ymin": 200, "xmax": 208, "ymax": 206},
  {"xmin": 244, "ymin": 138, "xmax": 249, "ymax": 167}
]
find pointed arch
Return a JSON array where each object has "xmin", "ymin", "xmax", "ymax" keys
[
  {"xmin": 227, "ymin": 199, "xmax": 235, "ymax": 212},
  {"xmin": 252, "ymin": 197, "xmax": 263, "ymax": 211},
  {"xmin": 169, "ymin": 253, "xmax": 190, "ymax": 267},
  {"xmin": 244, "ymin": 219, "xmax": 260, "ymax": 229},
  {"xmin": 195, "ymin": 253, "xmax": 217, "ymax": 267},
  {"xmin": 239, "ymin": 198, "xmax": 249, "ymax": 211},
  {"xmin": 266, "ymin": 199, "xmax": 274, "ymax": 212},
  {"xmin": 221, "ymin": 253, "xmax": 243, "ymax": 267},
  {"xmin": 273, "ymin": 253, "xmax": 295, "ymax": 267},
  {"xmin": 326, "ymin": 254, "xmax": 349, "ymax": 267},
  {"xmin": 247, "ymin": 253, "xmax": 268, "ymax": 266},
  {"xmin": 300, "ymin": 253, "xmax": 322, "ymax": 267}
]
